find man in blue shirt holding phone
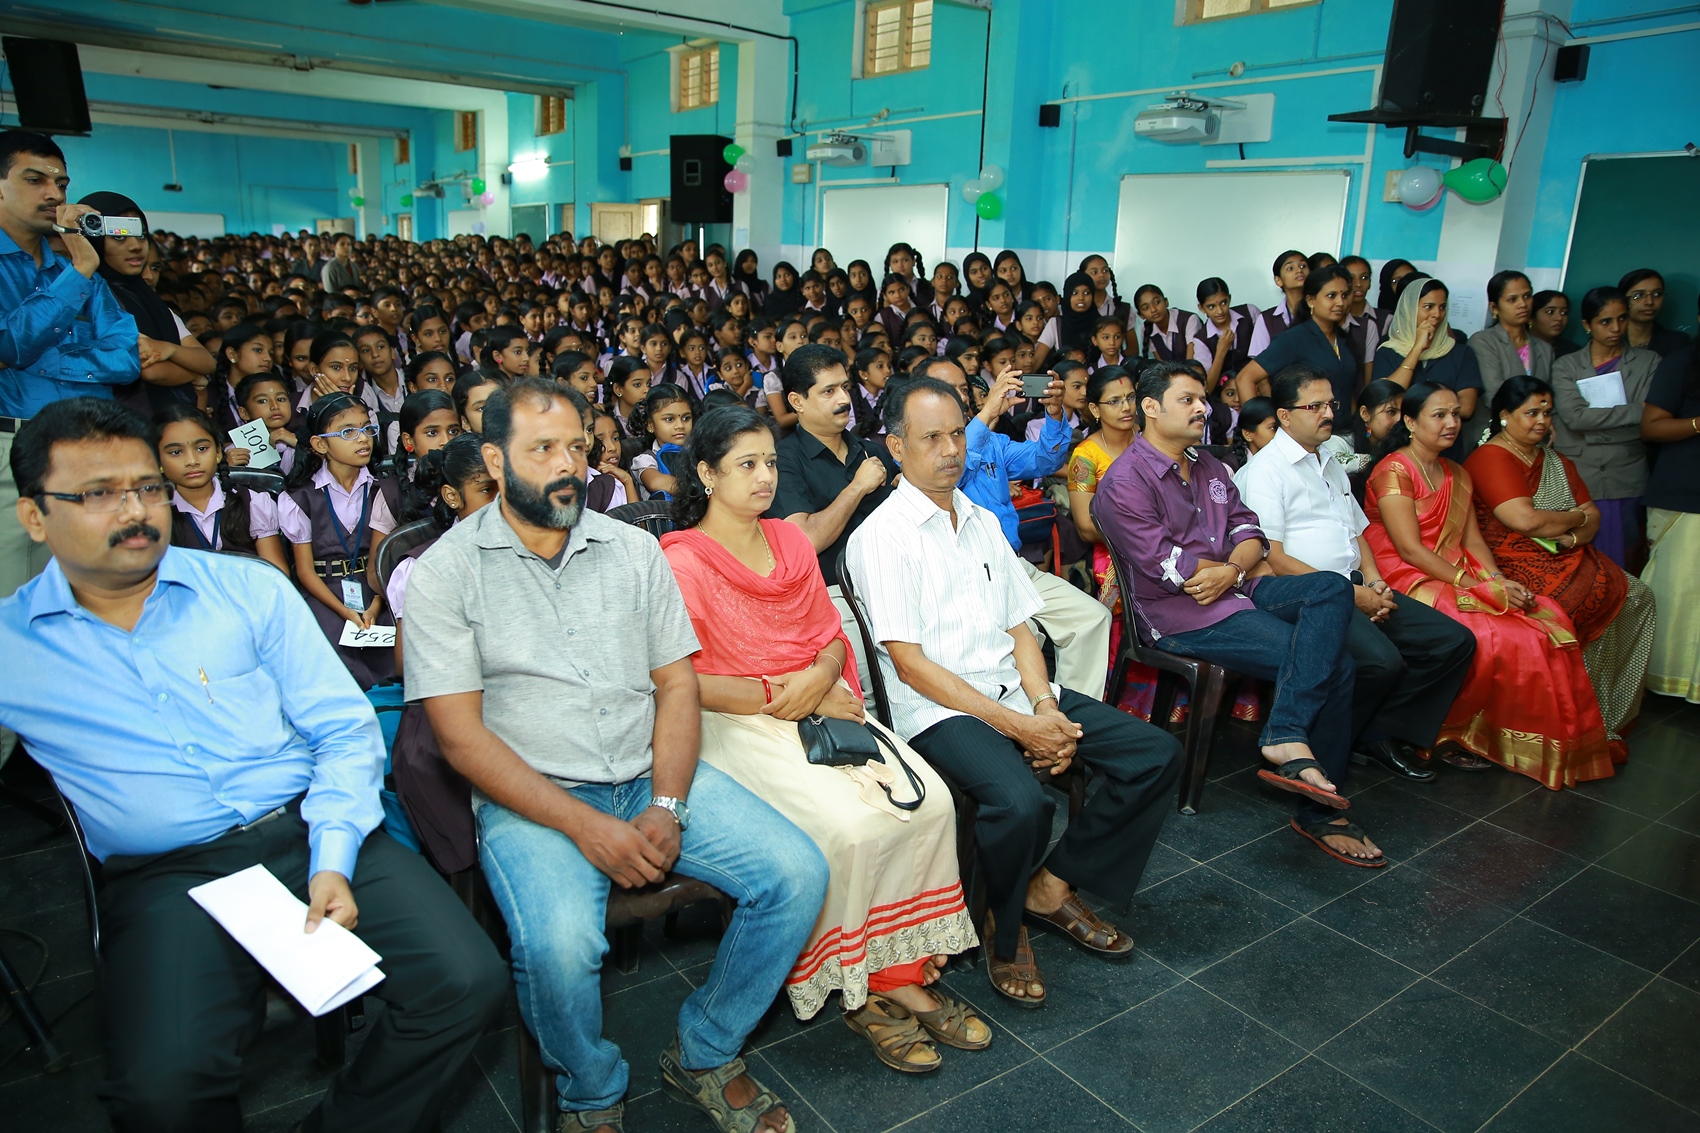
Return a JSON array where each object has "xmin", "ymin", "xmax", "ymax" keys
[{"xmin": 0, "ymin": 398, "xmax": 506, "ymax": 1132}]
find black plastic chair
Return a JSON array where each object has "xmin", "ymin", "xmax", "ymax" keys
[
  {"xmin": 226, "ymin": 467, "xmax": 287, "ymax": 496},
  {"xmin": 1091, "ymin": 499, "xmax": 1241, "ymax": 816},
  {"xmin": 605, "ymin": 499, "xmax": 674, "ymax": 538},
  {"xmin": 51, "ymin": 782, "xmax": 360, "ymax": 1070},
  {"xmin": 373, "ymin": 515, "xmax": 439, "ymax": 596}
]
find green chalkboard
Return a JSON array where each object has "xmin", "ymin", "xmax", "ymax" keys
[{"xmin": 1564, "ymin": 155, "xmax": 1699, "ymax": 338}]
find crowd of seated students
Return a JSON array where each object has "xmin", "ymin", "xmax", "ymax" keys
[{"xmin": 2, "ymin": 122, "xmax": 1697, "ymax": 1133}]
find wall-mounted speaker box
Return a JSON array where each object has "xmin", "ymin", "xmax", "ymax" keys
[
  {"xmin": 669, "ymin": 134, "xmax": 733, "ymax": 224},
  {"xmin": 776, "ymin": 137, "xmax": 794, "ymax": 157},
  {"xmin": 2, "ymin": 37, "xmax": 91, "ymax": 135},
  {"xmin": 1038, "ymin": 104, "xmax": 1061, "ymax": 128},
  {"xmin": 618, "ymin": 156, "xmax": 633, "ymax": 171},
  {"xmin": 1554, "ymin": 44, "xmax": 1590, "ymax": 83},
  {"xmin": 1377, "ymin": 0, "xmax": 1500, "ymax": 115}
]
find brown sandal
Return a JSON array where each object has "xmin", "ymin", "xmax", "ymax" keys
[
  {"xmin": 985, "ymin": 915, "xmax": 1046, "ymax": 1009},
  {"xmin": 910, "ymin": 990, "xmax": 993, "ymax": 1051},
  {"xmin": 1028, "ymin": 892, "xmax": 1135, "ymax": 956},
  {"xmin": 843, "ymin": 997, "xmax": 941, "ymax": 1073}
]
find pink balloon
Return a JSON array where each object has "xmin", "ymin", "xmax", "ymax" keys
[
  {"xmin": 478, "ymin": 190, "xmax": 497, "ymax": 206},
  {"xmin": 723, "ymin": 170, "xmax": 748, "ymax": 193}
]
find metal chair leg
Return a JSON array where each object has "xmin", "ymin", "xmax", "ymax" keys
[
  {"xmin": 0, "ymin": 946, "xmax": 70, "ymax": 1072},
  {"xmin": 1182, "ymin": 669, "xmax": 1231, "ymax": 815}
]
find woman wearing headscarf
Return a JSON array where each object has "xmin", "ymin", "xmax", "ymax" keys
[
  {"xmin": 1374, "ymin": 275, "xmax": 1484, "ymax": 460},
  {"xmin": 732, "ymin": 248, "xmax": 769, "ymax": 311},
  {"xmin": 764, "ymin": 260, "xmax": 803, "ymax": 319},
  {"xmin": 1377, "ymin": 258, "xmax": 1416, "ymax": 314},
  {"xmin": 80, "ymin": 191, "xmax": 216, "ymax": 414}
]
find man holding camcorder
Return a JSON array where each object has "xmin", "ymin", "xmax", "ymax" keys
[{"xmin": 0, "ymin": 128, "xmax": 139, "ymax": 597}]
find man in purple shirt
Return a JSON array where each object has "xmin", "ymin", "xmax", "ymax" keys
[{"xmin": 1093, "ymin": 362, "xmax": 1383, "ymax": 867}]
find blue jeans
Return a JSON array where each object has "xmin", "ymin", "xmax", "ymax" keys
[
  {"xmin": 476, "ymin": 762, "xmax": 828, "ymax": 1113},
  {"xmin": 1155, "ymin": 572, "xmax": 1356, "ymax": 823}
]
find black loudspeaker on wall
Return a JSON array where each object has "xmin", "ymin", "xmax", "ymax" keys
[
  {"xmin": 1377, "ymin": 0, "xmax": 1501, "ymax": 116},
  {"xmin": 670, "ymin": 134, "xmax": 733, "ymax": 224},
  {"xmin": 2, "ymin": 37, "xmax": 92, "ymax": 135},
  {"xmin": 1554, "ymin": 44, "xmax": 1590, "ymax": 83}
]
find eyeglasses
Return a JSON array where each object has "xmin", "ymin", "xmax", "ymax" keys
[
  {"xmin": 34, "ymin": 482, "xmax": 171, "ymax": 512},
  {"xmin": 1097, "ymin": 395, "xmax": 1136, "ymax": 409},
  {"xmin": 316, "ymin": 424, "xmax": 380, "ymax": 442},
  {"xmin": 1626, "ymin": 290, "xmax": 1664, "ymax": 302},
  {"xmin": 1292, "ymin": 399, "xmax": 1341, "ymax": 414}
]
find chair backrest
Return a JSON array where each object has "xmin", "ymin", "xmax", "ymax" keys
[
  {"xmin": 375, "ymin": 516, "xmax": 440, "ymax": 594},
  {"xmin": 606, "ymin": 499, "xmax": 674, "ymax": 539},
  {"xmin": 226, "ymin": 467, "xmax": 286, "ymax": 496},
  {"xmin": 835, "ymin": 557, "xmax": 895, "ymax": 730},
  {"xmin": 49, "ymin": 780, "xmax": 103, "ymax": 965},
  {"xmin": 1088, "ymin": 495, "xmax": 1157, "ymax": 648}
]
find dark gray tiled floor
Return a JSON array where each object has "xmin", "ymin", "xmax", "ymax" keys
[{"xmin": 4, "ymin": 699, "xmax": 1699, "ymax": 1132}]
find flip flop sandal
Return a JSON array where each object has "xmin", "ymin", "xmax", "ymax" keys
[
  {"xmin": 1027, "ymin": 892, "xmax": 1135, "ymax": 956},
  {"xmin": 558, "ymin": 1104, "xmax": 625, "ymax": 1132},
  {"xmin": 658, "ymin": 1039, "xmax": 796, "ymax": 1133},
  {"xmin": 1291, "ymin": 817, "xmax": 1387, "ymax": 869},
  {"xmin": 909, "ymin": 990, "xmax": 994, "ymax": 1051},
  {"xmin": 1439, "ymin": 747, "xmax": 1495, "ymax": 772},
  {"xmin": 844, "ymin": 997, "xmax": 942, "ymax": 1073},
  {"xmin": 984, "ymin": 918, "xmax": 1046, "ymax": 1009},
  {"xmin": 1257, "ymin": 757, "xmax": 1351, "ymax": 809}
]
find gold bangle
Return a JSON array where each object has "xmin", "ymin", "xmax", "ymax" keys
[{"xmin": 1452, "ymin": 566, "xmax": 1467, "ymax": 587}]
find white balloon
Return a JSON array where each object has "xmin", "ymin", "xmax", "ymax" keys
[
  {"xmin": 1397, "ymin": 166, "xmax": 1441, "ymax": 206},
  {"xmin": 734, "ymin": 153, "xmax": 755, "ymax": 173},
  {"xmin": 961, "ymin": 179, "xmax": 985, "ymax": 204},
  {"xmin": 978, "ymin": 164, "xmax": 1005, "ymax": 191}
]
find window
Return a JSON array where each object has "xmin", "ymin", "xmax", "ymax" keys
[
  {"xmin": 395, "ymin": 136, "xmax": 410, "ymax": 164},
  {"xmin": 1184, "ymin": 0, "xmax": 1316, "ymax": 22},
  {"xmin": 677, "ymin": 46, "xmax": 719, "ymax": 111},
  {"xmin": 347, "ymin": 144, "xmax": 359, "ymax": 176},
  {"xmin": 537, "ymin": 95, "xmax": 568, "ymax": 137},
  {"xmin": 864, "ymin": 0, "xmax": 932, "ymax": 76},
  {"xmin": 455, "ymin": 111, "xmax": 478, "ymax": 153},
  {"xmin": 396, "ymin": 213, "xmax": 413, "ymax": 242}
]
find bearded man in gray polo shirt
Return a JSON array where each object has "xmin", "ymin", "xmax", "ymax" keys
[{"xmin": 403, "ymin": 377, "xmax": 826, "ymax": 1133}]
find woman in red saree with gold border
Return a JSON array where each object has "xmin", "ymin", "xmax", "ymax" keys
[{"xmin": 1362, "ymin": 383, "xmax": 1613, "ymax": 789}]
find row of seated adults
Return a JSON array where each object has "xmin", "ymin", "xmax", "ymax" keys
[{"xmin": 0, "ymin": 346, "xmax": 1665, "ymax": 1132}]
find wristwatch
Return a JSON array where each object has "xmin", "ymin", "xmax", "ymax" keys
[{"xmin": 649, "ymin": 795, "xmax": 690, "ymax": 831}]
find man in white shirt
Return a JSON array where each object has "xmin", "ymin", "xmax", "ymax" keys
[
  {"xmin": 845, "ymin": 377, "xmax": 1181, "ymax": 1012},
  {"xmin": 1235, "ymin": 365, "xmax": 1475, "ymax": 781}
]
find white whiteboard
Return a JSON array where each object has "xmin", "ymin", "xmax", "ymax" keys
[
  {"xmin": 821, "ymin": 184, "xmax": 948, "ymax": 280},
  {"xmin": 145, "ymin": 210, "xmax": 225, "ymax": 238},
  {"xmin": 1111, "ymin": 171, "xmax": 1349, "ymax": 316}
]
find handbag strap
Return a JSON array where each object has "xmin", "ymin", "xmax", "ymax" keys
[{"xmin": 868, "ymin": 726, "xmax": 925, "ymax": 812}]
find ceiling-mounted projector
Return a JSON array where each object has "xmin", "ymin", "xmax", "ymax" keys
[
  {"xmin": 1134, "ymin": 98, "xmax": 1218, "ymax": 143},
  {"xmin": 806, "ymin": 133, "xmax": 868, "ymax": 166}
]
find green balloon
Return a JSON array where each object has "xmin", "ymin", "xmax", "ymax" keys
[
  {"xmin": 399, "ymin": 194, "xmax": 413, "ymax": 207},
  {"xmin": 974, "ymin": 191, "xmax": 1003, "ymax": 220},
  {"xmin": 1442, "ymin": 158, "xmax": 1508, "ymax": 204},
  {"xmin": 470, "ymin": 177, "xmax": 487, "ymax": 195},
  {"xmin": 723, "ymin": 143, "xmax": 745, "ymax": 165},
  {"xmin": 351, "ymin": 196, "xmax": 365, "ymax": 208}
]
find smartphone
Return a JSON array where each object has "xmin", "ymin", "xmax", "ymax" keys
[{"xmin": 1020, "ymin": 373, "xmax": 1053, "ymax": 399}]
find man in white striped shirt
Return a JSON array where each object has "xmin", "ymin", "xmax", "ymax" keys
[{"xmin": 844, "ymin": 378, "xmax": 1182, "ymax": 1011}]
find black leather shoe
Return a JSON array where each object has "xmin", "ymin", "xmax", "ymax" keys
[{"xmin": 1351, "ymin": 738, "xmax": 1437, "ymax": 782}]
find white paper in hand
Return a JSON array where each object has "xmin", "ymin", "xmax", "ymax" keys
[
  {"xmin": 188, "ymin": 864, "xmax": 385, "ymax": 1016},
  {"xmin": 1575, "ymin": 371, "xmax": 1627, "ymax": 410},
  {"xmin": 339, "ymin": 622, "xmax": 397, "ymax": 648},
  {"xmin": 229, "ymin": 420, "xmax": 281, "ymax": 468}
]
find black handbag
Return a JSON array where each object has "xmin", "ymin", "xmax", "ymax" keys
[{"xmin": 797, "ymin": 715, "xmax": 926, "ymax": 812}]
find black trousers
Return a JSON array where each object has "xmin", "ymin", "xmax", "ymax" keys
[
  {"xmin": 909, "ymin": 689, "xmax": 1183, "ymax": 957},
  {"xmin": 96, "ymin": 810, "xmax": 509, "ymax": 1133},
  {"xmin": 1348, "ymin": 594, "xmax": 1477, "ymax": 748}
]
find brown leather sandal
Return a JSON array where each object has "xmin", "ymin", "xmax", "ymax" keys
[
  {"xmin": 985, "ymin": 916, "xmax": 1046, "ymax": 1009},
  {"xmin": 910, "ymin": 990, "xmax": 994, "ymax": 1051},
  {"xmin": 843, "ymin": 997, "xmax": 941, "ymax": 1074},
  {"xmin": 1028, "ymin": 892, "xmax": 1135, "ymax": 956}
]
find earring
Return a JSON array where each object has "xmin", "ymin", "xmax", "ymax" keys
[{"xmin": 705, "ymin": 485, "xmax": 714, "ymax": 496}]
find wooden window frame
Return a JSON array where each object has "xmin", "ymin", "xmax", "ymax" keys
[
  {"xmin": 537, "ymin": 95, "xmax": 568, "ymax": 137},
  {"xmin": 455, "ymin": 111, "xmax": 478, "ymax": 153},
  {"xmin": 677, "ymin": 46, "xmax": 720, "ymax": 112},
  {"xmin": 1182, "ymin": 0, "xmax": 1319, "ymax": 25},
  {"xmin": 863, "ymin": 0, "xmax": 933, "ymax": 77}
]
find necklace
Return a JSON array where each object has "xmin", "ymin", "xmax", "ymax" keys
[
  {"xmin": 756, "ymin": 524, "xmax": 776, "ymax": 575},
  {"xmin": 1412, "ymin": 451, "xmax": 1443, "ymax": 491}
]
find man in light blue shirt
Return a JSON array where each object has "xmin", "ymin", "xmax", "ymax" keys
[
  {"xmin": 918, "ymin": 357, "xmax": 1113, "ymax": 699},
  {"xmin": 0, "ymin": 398, "xmax": 505, "ymax": 1132}
]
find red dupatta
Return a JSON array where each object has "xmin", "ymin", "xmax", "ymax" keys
[{"xmin": 661, "ymin": 519, "xmax": 862, "ymax": 697}]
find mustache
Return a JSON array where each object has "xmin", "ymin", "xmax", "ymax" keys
[
  {"xmin": 109, "ymin": 523, "xmax": 162, "ymax": 547},
  {"xmin": 832, "ymin": 403, "xmax": 852, "ymax": 416}
]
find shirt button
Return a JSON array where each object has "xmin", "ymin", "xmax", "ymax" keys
[
  {"xmin": 567, "ymin": 628, "xmax": 575, "ymax": 636},
  {"xmin": 156, "ymin": 692, "xmax": 169, "ymax": 703},
  {"xmin": 185, "ymin": 745, "xmax": 197, "ymax": 755},
  {"xmin": 599, "ymin": 708, "xmax": 608, "ymax": 716}
]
